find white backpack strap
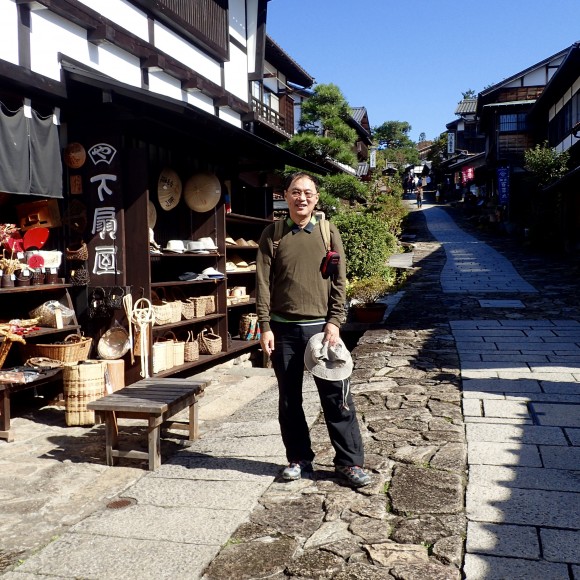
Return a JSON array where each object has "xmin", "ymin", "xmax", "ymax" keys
[{"xmin": 320, "ymin": 218, "xmax": 331, "ymax": 251}]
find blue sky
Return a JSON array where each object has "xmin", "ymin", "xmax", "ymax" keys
[{"xmin": 266, "ymin": 1, "xmax": 580, "ymax": 142}]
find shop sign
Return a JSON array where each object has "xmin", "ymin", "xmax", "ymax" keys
[
  {"xmin": 86, "ymin": 138, "xmax": 123, "ymax": 282},
  {"xmin": 461, "ymin": 166, "xmax": 474, "ymax": 184},
  {"xmin": 497, "ymin": 166, "xmax": 510, "ymax": 205},
  {"xmin": 447, "ymin": 132, "xmax": 455, "ymax": 154}
]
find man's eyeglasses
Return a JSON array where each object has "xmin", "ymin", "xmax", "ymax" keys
[{"xmin": 289, "ymin": 189, "xmax": 317, "ymax": 200}]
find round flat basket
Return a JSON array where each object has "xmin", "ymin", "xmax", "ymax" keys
[
  {"xmin": 148, "ymin": 201, "xmax": 157, "ymax": 228},
  {"xmin": 157, "ymin": 168, "xmax": 182, "ymax": 211},
  {"xmin": 184, "ymin": 172, "xmax": 221, "ymax": 213},
  {"xmin": 63, "ymin": 142, "xmax": 86, "ymax": 169},
  {"xmin": 97, "ymin": 326, "xmax": 131, "ymax": 360}
]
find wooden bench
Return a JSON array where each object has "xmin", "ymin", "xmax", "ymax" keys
[{"xmin": 87, "ymin": 378, "xmax": 206, "ymax": 471}]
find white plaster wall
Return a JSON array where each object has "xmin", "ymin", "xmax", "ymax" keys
[
  {"xmin": 30, "ymin": 9, "xmax": 141, "ymax": 86},
  {"xmin": 148, "ymin": 70, "xmax": 183, "ymax": 101},
  {"xmin": 218, "ymin": 106, "xmax": 242, "ymax": 127},
  {"xmin": 30, "ymin": 10, "xmax": 92, "ymax": 80},
  {"xmin": 223, "ymin": 43, "xmax": 248, "ymax": 101},
  {"xmin": 245, "ymin": 0, "xmax": 258, "ymax": 74},
  {"xmin": 96, "ymin": 43, "xmax": 142, "ymax": 87},
  {"xmin": 0, "ymin": 0, "xmax": 19, "ymax": 65},
  {"xmin": 75, "ymin": 0, "xmax": 149, "ymax": 41},
  {"xmin": 185, "ymin": 91, "xmax": 215, "ymax": 115},
  {"xmin": 153, "ymin": 21, "xmax": 222, "ymax": 86},
  {"xmin": 229, "ymin": 0, "xmax": 247, "ymax": 47}
]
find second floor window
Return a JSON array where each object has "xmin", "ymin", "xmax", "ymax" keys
[{"xmin": 499, "ymin": 113, "xmax": 527, "ymax": 132}]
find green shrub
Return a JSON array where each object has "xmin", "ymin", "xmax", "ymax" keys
[
  {"xmin": 332, "ymin": 211, "xmax": 393, "ymax": 280},
  {"xmin": 320, "ymin": 173, "xmax": 368, "ymax": 203}
]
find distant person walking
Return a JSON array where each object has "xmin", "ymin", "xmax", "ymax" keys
[{"xmin": 416, "ymin": 185, "xmax": 423, "ymax": 208}]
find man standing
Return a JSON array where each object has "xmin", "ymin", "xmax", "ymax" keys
[{"xmin": 256, "ymin": 172, "xmax": 371, "ymax": 487}]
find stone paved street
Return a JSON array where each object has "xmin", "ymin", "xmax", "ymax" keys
[{"xmin": 1, "ymin": 201, "xmax": 579, "ymax": 579}]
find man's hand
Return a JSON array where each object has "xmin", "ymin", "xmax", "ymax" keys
[
  {"xmin": 323, "ymin": 322, "xmax": 340, "ymax": 346},
  {"xmin": 261, "ymin": 330, "xmax": 275, "ymax": 356}
]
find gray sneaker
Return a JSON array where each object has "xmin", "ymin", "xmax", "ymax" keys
[
  {"xmin": 282, "ymin": 460, "xmax": 312, "ymax": 481},
  {"xmin": 335, "ymin": 465, "xmax": 371, "ymax": 487}
]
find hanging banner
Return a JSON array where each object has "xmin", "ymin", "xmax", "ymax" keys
[
  {"xmin": 497, "ymin": 166, "xmax": 510, "ymax": 205},
  {"xmin": 447, "ymin": 132, "xmax": 455, "ymax": 154},
  {"xmin": 461, "ymin": 166, "xmax": 474, "ymax": 184}
]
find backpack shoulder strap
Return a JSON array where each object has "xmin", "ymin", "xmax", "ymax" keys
[
  {"xmin": 319, "ymin": 219, "xmax": 331, "ymax": 252},
  {"xmin": 272, "ymin": 219, "xmax": 285, "ymax": 258}
]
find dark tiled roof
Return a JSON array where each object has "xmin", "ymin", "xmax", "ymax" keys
[
  {"xmin": 351, "ymin": 107, "xmax": 367, "ymax": 125},
  {"xmin": 266, "ymin": 36, "xmax": 314, "ymax": 88},
  {"xmin": 455, "ymin": 99, "xmax": 477, "ymax": 115}
]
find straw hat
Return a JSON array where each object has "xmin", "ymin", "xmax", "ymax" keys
[
  {"xmin": 184, "ymin": 172, "xmax": 221, "ymax": 212},
  {"xmin": 304, "ymin": 333, "xmax": 353, "ymax": 381},
  {"xmin": 63, "ymin": 142, "xmax": 86, "ymax": 169},
  {"xmin": 148, "ymin": 201, "xmax": 157, "ymax": 228},
  {"xmin": 157, "ymin": 168, "xmax": 182, "ymax": 211},
  {"xmin": 97, "ymin": 325, "xmax": 130, "ymax": 360}
]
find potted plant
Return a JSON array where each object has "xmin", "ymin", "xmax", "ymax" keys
[{"xmin": 346, "ymin": 275, "xmax": 391, "ymax": 323}]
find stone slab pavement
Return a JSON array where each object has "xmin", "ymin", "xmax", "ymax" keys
[{"xmin": 1, "ymin": 201, "xmax": 579, "ymax": 579}]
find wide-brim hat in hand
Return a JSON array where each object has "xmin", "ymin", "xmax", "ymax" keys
[
  {"xmin": 184, "ymin": 172, "xmax": 221, "ymax": 212},
  {"xmin": 158, "ymin": 168, "xmax": 182, "ymax": 211},
  {"xmin": 304, "ymin": 333, "xmax": 353, "ymax": 381}
]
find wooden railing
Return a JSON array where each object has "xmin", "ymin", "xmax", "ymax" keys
[{"xmin": 251, "ymin": 97, "xmax": 287, "ymax": 132}]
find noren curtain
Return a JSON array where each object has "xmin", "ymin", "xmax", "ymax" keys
[{"xmin": 0, "ymin": 104, "xmax": 62, "ymax": 198}]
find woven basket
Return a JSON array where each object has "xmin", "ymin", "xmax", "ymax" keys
[
  {"xmin": 29, "ymin": 301, "xmax": 75, "ymax": 328},
  {"xmin": 151, "ymin": 290, "xmax": 173, "ymax": 326},
  {"xmin": 239, "ymin": 313, "xmax": 258, "ymax": 340},
  {"xmin": 65, "ymin": 241, "xmax": 88, "ymax": 261},
  {"xmin": 203, "ymin": 295, "xmax": 216, "ymax": 314},
  {"xmin": 184, "ymin": 331, "xmax": 199, "ymax": 362},
  {"xmin": 24, "ymin": 334, "xmax": 92, "ymax": 363},
  {"xmin": 152, "ymin": 338, "xmax": 169, "ymax": 374},
  {"xmin": 198, "ymin": 326, "xmax": 222, "ymax": 355},
  {"xmin": 164, "ymin": 331, "xmax": 185, "ymax": 367},
  {"xmin": 168, "ymin": 287, "xmax": 195, "ymax": 320},
  {"xmin": 188, "ymin": 297, "xmax": 206, "ymax": 318},
  {"xmin": 62, "ymin": 360, "xmax": 105, "ymax": 426},
  {"xmin": 156, "ymin": 288, "xmax": 182, "ymax": 323}
]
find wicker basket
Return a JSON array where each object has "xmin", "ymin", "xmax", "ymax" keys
[
  {"xmin": 156, "ymin": 288, "xmax": 182, "ymax": 323},
  {"xmin": 165, "ymin": 331, "xmax": 185, "ymax": 367},
  {"xmin": 188, "ymin": 297, "xmax": 206, "ymax": 318},
  {"xmin": 198, "ymin": 326, "xmax": 222, "ymax": 355},
  {"xmin": 29, "ymin": 301, "xmax": 75, "ymax": 328},
  {"xmin": 203, "ymin": 295, "xmax": 216, "ymax": 314},
  {"xmin": 24, "ymin": 334, "xmax": 92, "ymax": 363},
  {"xmin": 151, "ymin": 290, "xmax": 173, "ymax": 326},
  {"xmin": 65, "ymin": 241, "xmax": 88, "ymax": 261},
  {"xmin": 152, "ymin": 338, "xmax": 169, "ymax": 374},
  {"xmin": 168, "ymin": 287, "xmax": 195, "ymax": 320},
  {"xmin": 184, "ymin": 331, "xmax": 199, "ymax": 362},
  {"xmin": 62, "ymin": 360, "xmax": 105, "ymax": 426}
]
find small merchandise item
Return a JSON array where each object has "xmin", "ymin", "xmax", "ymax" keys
[
  {"xmin": 65, "ymin": 241, "xmax": 88, "ymax": 261},
  {"xmin": 148, "ymin": 201, "xmax": 157, "ymax": 228},
  {"xmin": 201, "ymin": 267, "xmax": 224, "ymax": 279},
  {"xmin": 164, "ymin": 240, "xmax": 185, "ymax": 253},
  {"xmin": 157, "ymin": 168, "xmax": 182, "ymax": 211},
  {"xmin": 29, "ymin": 300, "xmax": 75, "ymax": 328},
  {"xmin": 184, "ymin": 172, "xmax": 221, "ymax": 213},
  {"xmin": 63, "ymin": 142, "xmax": 87, "ymax": 169},
  {"xmin": 197, "ymin": 326, "xmax": 222, "ymax": 355},
  {"xmin": 97, "ymin": 323, "xmax": 130, "ymax": 360}
]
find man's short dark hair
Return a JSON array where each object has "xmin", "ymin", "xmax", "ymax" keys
[{"xmin": 285, "ymin": 172, "xmax": 319, "ymax": 191}]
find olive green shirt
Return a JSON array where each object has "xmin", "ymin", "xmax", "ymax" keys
[{"xmin": 256, "ymin": 218, "xmax": 347, "ymax": 332}]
